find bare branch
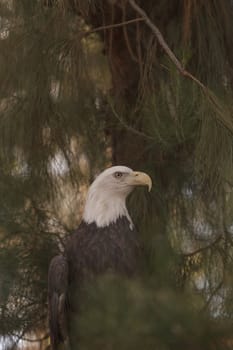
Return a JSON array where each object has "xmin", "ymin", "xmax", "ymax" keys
[
  {"xmin": 20, "ymin": 333, "xmax": 49, "ymax": 343},
  {"xmin": 128, "ymin": 0, "xmax": 207, "ymax": 91},
  {"xmin": 181, "ymin": 235, "xmax": 222, "ymax": 257},
  {"xmin": 128, "ymin": 0, "xmax": 185, "ymax": 73},
  {"xmin": 108, "ymin": 99, "xmax": 154, "ymax": 140},
  {"xmin": 83, "ymin": 17, "xmax": 145, "ymax": 37}
]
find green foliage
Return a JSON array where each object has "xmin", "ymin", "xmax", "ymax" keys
[
  {"xmin": 75, "ymin": 275, "xmax": 227, "ymax": 350},
  {"xmin": 0, "ymin": 168, "xmax": 60, "ymax": 341},
  {"xmin": 0, "ymin": 0, "xmax": 233, "ymax": 349}
]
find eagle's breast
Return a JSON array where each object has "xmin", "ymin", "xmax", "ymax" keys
[{"xmin": 65, "ymin": 216, "xmax": 140, "ymax": 283}]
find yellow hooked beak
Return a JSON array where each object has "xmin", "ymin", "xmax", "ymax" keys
[{"xmin": 127, "ymin": 171, "xmax": 152, "ymax": 192}]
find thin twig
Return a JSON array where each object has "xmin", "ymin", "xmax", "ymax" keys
[
  {"xmin": 109, "ymin": 100, "xmax": 154, "ymax": 140},
  {"xmin": 82, "ymin": 17, "xmax": 145, "ymax": 37},
  {"xmin": 20, "ymin": 333, "xmax": 49, "ymax": 343},
  {"xmin": 181, "ymin": 234, "xmax": 222, "ymax": 257}
]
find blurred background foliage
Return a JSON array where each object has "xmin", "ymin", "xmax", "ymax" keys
[{"xmin": 0, "ymin": 0, "xmax": 233, "ymax": 349}]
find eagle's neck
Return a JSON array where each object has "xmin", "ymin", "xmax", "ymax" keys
[{"xmin": 83, "ymin": 189, "xmax": 133, "ymax": 229}]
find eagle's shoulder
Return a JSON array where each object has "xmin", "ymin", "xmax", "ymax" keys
[{"xmin": 65, "ymin": 221, "xmax": 98, "ymax": 252}]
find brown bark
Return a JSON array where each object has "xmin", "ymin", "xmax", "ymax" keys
[
  {"xmin": 68, "ymin": 1, "xmax": 181, "ymax": 166},
  {"xmin": 86, "ymin": 2, "xmax": 145, "ymax": 166}
]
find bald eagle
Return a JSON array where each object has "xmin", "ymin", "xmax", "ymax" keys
[{"xmin": 48, "ymin": 166, "xmax": 152, "ymax": 349}]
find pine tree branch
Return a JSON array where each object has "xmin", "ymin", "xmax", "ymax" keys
[
  {"xmin": 128, "ymin": 0, "xmax": 185, "ymax": 75},
  {"xmin": 128, "ymin": 0, "xmax": 206, "ymax": 88},
  {"xmin": 128, "ymin": 0, "xmax": 233, "ymax": 134}
]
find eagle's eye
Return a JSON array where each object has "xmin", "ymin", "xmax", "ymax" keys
[{"xmin": 114, "ymin": 171, "xmax": 123, "ymax": 179}]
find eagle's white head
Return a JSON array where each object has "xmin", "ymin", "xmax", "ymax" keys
[{"xmin": 83, "ymin": 165, "xmax": 152, "ymax": 229}]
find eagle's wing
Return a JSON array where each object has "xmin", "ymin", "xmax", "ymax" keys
[{"xmin": 48, "ymin": 255, "xmax": 69, "ymax": 350}]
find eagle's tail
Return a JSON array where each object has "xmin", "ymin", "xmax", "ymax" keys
[
  {"xmin": 48, "ymin": 255, "xmax": 69, "ymax": 350},
  {"xmin": 49, "ymin": 292, "xmax": 62, "ymax": 349}
]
